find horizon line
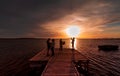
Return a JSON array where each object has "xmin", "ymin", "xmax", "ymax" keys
[{"xmin": 0, "ymin": 37, "xmax": 120, "ymax": 39}]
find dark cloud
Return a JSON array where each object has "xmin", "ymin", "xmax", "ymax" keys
[{"xmin": 0, "ymin": 0, "xmax": 71, "ymax": 37}]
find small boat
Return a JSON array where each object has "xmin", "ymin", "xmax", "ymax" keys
[{"xmin": 98, "ymin": 45, "xmax": 119, "ymax": 51}]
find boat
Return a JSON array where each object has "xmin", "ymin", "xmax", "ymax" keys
[{"xmin": 98, "ymin": 45, "xmax": 119, "ymax": 51}]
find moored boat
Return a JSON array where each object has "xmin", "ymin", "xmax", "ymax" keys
[{"xmin": 98, "ymin": 45, "xmax": 119, "ymax": 51}]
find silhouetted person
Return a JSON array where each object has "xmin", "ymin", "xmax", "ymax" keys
[
  {"xmin": 71, "ymin": 37, "xmax": 75, "ymax": 50},
  {"xmin": 51, "ymin": 39, "xmax": 55, "ymax": 56},
  {"xmin": 46, "ymin": 38, "xmax": 51, "ymax": 56},
  {"xmin": 59, "ymin": 39, "xmax": 65, "ymax": 51},
  {"xmin": 59, "ymin": 39, "xmax": 63, "ymax": 50}
]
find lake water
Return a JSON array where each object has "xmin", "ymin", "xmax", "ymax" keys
[
  {"xmin": 0, "ymin": 38, "xmax": 120, "ymax": 76},
  {"xmin": 75, "ymin": 39, "xmax": 120, "ymax": 76}
]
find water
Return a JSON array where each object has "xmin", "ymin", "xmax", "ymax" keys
[
  {"xmin": 0, "ymin": 38, "xmax": 120, "ymax": 76},
  {"xmin": 54, "ymin": 39, "xmax": 120, "ymax": 75},
  {"xmin": 75, "ymin": 39, "xmax": 120, "ymax": 76}
]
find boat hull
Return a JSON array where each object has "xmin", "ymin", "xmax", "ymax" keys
[{"xmin": 98, "ymin": 45, "xmax": 119, "ymax": 51}]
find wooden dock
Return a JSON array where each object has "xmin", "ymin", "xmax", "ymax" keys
[
  {"xmin": 29, "ymin": 48, "xmax": 89, "ymax": 76},
  {"xmin": 29, "ymin": 48, "xmax": 50, "ymax": 68}
]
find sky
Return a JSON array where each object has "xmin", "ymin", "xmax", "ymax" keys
[{"xmin": 0, "ymin": 0, "xmax": 120, "ymax": 38}]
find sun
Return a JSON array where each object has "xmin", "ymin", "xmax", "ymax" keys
[{"xmin": 66, "ymin": 25, "xmax": 80, "ymax": 37}]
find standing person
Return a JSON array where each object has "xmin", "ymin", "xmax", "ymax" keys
[
  {"xmin": 51, "ymin": 39, "xmax": 55, "ymax": 56},
  {"xmin": 59, "ymin": 39, "xmax": 63, "ymax": 51},
  {"xmin": 71, "ymin": 37, "xmax": 75, "ymax": 50},
  {"xmin": 59, "ymin": 39, "xmax": 65, "ymax": 51},
  {"xmin": 46, "ymin": 38, "xmax": 51, "ymax": 56}
]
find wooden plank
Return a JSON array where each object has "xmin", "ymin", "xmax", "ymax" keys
[
  {"xmin": 42, "ymin": 49, "xmax": 79, "ymax": 76},
  {"xmin": 29, "ymin": 48, "xmax": 61, "ymax": 68},
  {"xmin": 29, "ymin": 48, "xmax": 50, "ymax": 68},
  {"xmin": 72, "ymin": 49, "xmax": 88, "ymax": 61},
  {"xmin": 72, "ymin": 50, "xmax": 89, "ymax": 76},
  {"xmin": 29, "ymin": 48, "xmax": 89, "ymax": 76},
  {"xmin": 29, "ymin": 48, "xmax": 49, "ymax": 61}
]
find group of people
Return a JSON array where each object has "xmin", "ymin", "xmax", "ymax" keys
[
  {"xmin": 46, "ymin": 38, "xmax": 65, "ymax": 56},
  {"xmin": 46, "ymin": 38, "xmax": 75, "ymax": 56}
]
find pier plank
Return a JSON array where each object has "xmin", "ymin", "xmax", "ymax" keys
[
  {"xmin": 42, "ymin": 49, "xmax": 82, "ymax": 76},
  {"xmin": 29, "ymin": 48, "xmax": 50, "ymax": 67},
  {"xmin": 29, "ymin": 48, "xmax": 89, "ymax": 76}
]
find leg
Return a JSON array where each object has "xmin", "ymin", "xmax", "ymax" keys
[
  {"xmin": 51, "ymin": 47, "xmax": 54, "ymax": 56},
  {"xmin": 46, "ymin": 47, "xmax": 50, "ymax": 56}
]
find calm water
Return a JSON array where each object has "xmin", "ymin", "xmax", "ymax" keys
[
  {"xmin": 0, "ymin": 38, "xmax": 120, "ymax": 76},
  {"xmin": 75, "ymin": 39, "xmax": 120, "ymax": 76}
]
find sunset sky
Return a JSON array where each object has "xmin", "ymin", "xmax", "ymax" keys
[{"xmin": 0, "ymin": 0, "xmax": 120, "ymax": 38}]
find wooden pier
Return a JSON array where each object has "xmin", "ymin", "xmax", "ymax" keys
[{"xmin": 29, "ymin": 48, "xmax": 89, "ymax": 76}]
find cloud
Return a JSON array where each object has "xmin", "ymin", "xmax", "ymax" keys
[{"xmin": 0, "ymin": 0, "xmax": 120, "ymax": 38}]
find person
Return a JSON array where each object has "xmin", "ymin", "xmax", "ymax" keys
[
  {"xmin": 46, "ymin": 38, "xmax": 51, "ymax": 56},
  {"xmin": 51, "ymin": 39, "xmax": 55, "ymax": 56},
  {"xmin": 59, "ymin": 39, "xmax": 63, "ymax": 50},
  {"xmin": 71, "ymin": 37, "xmax": 75, "ymax": 50},
  {"xmin": 59, "ymin": 39, "xmax": 65, "ymax": 51}
]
